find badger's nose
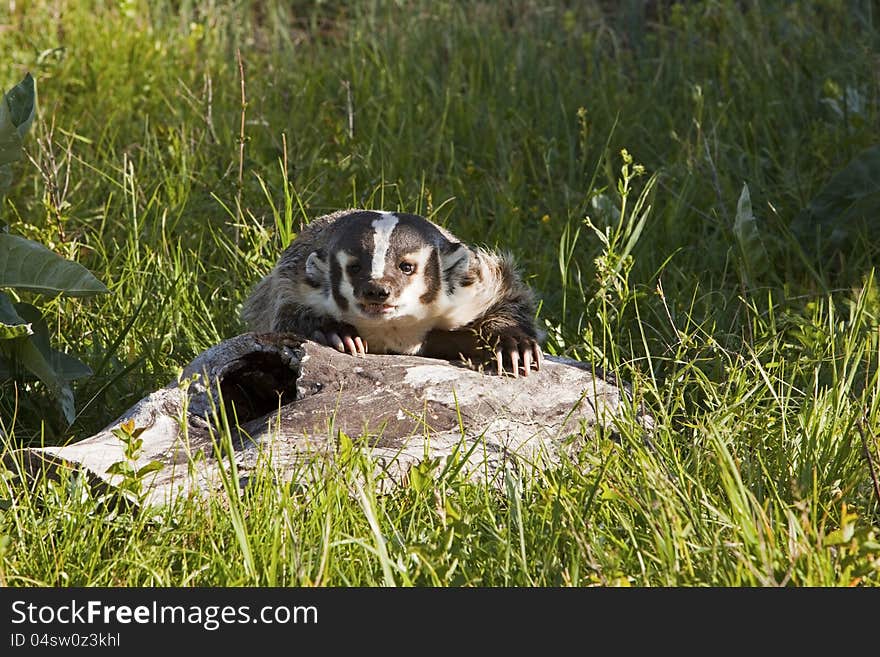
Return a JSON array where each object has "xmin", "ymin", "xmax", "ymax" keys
[{"xmin": 363, "ymin": 282, "xmax": 391, "ymax": 302}]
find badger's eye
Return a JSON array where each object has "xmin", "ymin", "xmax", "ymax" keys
[
  {"xmin": 348, "ymin": 263, "xmax": 362, "ymax": 274},
  {"xmin": 399, "ymin": 262, "xmax": 416, "ymax": 276}
]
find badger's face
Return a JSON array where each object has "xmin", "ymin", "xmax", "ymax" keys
[{"xmin": 305, "ymin": 211, "xmax": 471, "ymax": 325}]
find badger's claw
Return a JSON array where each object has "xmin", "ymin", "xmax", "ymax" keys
[
  {"xmin": 493, "ymin": 333, "xmax": 543, "ymax": 378},
  {"xmin": 510, "ymin": 347, "xmax": 520, "ymax": 378},
  {"xmin": 312, "ymin": 324, "xmax": 367, "ymax": 357},
  {"xmin": 342, "ymin": 334, "xmax": 368, "ymax": 357},
  {"xmin": 534, "ymin": 342, "xmax": 544, "ymax": 372}
]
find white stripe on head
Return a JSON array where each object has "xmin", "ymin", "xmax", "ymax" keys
[
  {"xmin": 335, "ymin": 250, "xmax": 358, "ymax": 310},
  {"xmin": 370, "ymin": 212, "xmax": 399, "ymax": 279}
]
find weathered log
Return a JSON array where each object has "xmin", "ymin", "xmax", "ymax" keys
[{"xmin": 11, "ymin": 333, "xmax": 652, "ymax": 505}]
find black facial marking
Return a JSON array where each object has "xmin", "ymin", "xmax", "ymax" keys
[
  {"xmin": 329, "ymin": 253, "xmax": 349, "ymax": 311},
  {"xmin": 419, "ymin": 248, "xmax": 440, "ymax": 305},
  {"xmin": 328, "ymin": 212, "xmax": 381, "ymax": 257}
]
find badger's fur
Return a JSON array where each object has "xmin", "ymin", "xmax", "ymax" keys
[{"xmin": 241, "ymin": 209, "xmax": 544, "ymax": 376}]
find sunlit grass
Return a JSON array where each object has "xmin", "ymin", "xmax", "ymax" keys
[{"xmin": 1, "ymin": 0, "xmax": 879, "ymax": 586}]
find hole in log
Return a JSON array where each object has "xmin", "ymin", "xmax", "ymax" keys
[{"xmin": 218, "ymin": 351, "xmax": 300, "ymax": 425}]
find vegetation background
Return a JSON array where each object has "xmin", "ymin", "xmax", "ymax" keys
[{"xmin": 1, "ymin": 0, "xmax": 879, "ymax": 586}]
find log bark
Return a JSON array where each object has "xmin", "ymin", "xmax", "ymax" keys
[{"xmin": 10, "ymin": 333, "xmax": 653, "ymax": 505}]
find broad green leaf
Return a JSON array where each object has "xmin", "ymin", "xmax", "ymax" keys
[
  {"xmin": 15, "ymin": 301, "xmax": 53, "ymax": 352},
  {"xmin": 0, "ymin": 291, "xmax": 31, "ymax": 339},
  {"xmin": 0, "ymin": 233, "xmax": 108, "ymax": 296},
  {"xmin": 0, "ymin": 321, "xmax": 32, "ymax": 339},
  {"xmin": 733, "ymin": 184, "xmax": 769, "ymax": 282},
  {"xmin": 0, "ymin": 73, "xmax": 35, "ymax": 168},
  {"xmin": 0, "ymin": 165, "xmax": 12, "ymax": 196},
  {"xmin": 3, "ymin": 335, "xmax": 75, "ymax": 423},
  {"xmin": 791, "ymin": 144, "xmax": 880, "ymax": 245},
  {"xmin": 0, "ymin": 74, "xmax": 35, "ymax": 197},
  {"xmin": 14, "ymin": 302, "xmax": 91, "ymax": 380},
  {"xmin": 0, "ymin": 291, "xmax": 22, "ymax": 322},
  {"xmin": 49, "ymin": 350, "xmax": 92, "ymax": 380},
  {"xmin": 0, "ymin": 112, "xmax": 23, "ymax": 168},
  {"xmin": 5, "ymin": 73, "xmax": 36, "ymax": 134}
]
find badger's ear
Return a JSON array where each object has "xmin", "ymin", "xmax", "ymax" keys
[
  {"xmin": 305, "ymin": 249, "xmax": 329, "ymax": 286},
  {"xmin": 438, "ymin": 241, "xmax": 471, "ymax": 288}
]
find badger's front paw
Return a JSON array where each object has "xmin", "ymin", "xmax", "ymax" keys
[
  {"xmin": 311, "ymin": 321, "xmax": 367, "ymax": 357},
  {"xmin": 493, "ymin": 330, "xmax": 544, "ymax": 379}
]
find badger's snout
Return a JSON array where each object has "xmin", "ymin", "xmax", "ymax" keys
[
  {"xmin": 352, "ymin": 277, "xmax": 398, "ymax": 317},
  {"xmin": 361, "ymin": 280, "xmax": 392, "ymax": 303}
]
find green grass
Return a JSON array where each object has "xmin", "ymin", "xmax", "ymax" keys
[{"xmin": 2, "ymin": 0, "xmax": 879, "ymax": 586}]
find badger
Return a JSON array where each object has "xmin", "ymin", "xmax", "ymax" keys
[{"xmin": 241, "ymin": 209, "xmax": 544, "ymax": 377}]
